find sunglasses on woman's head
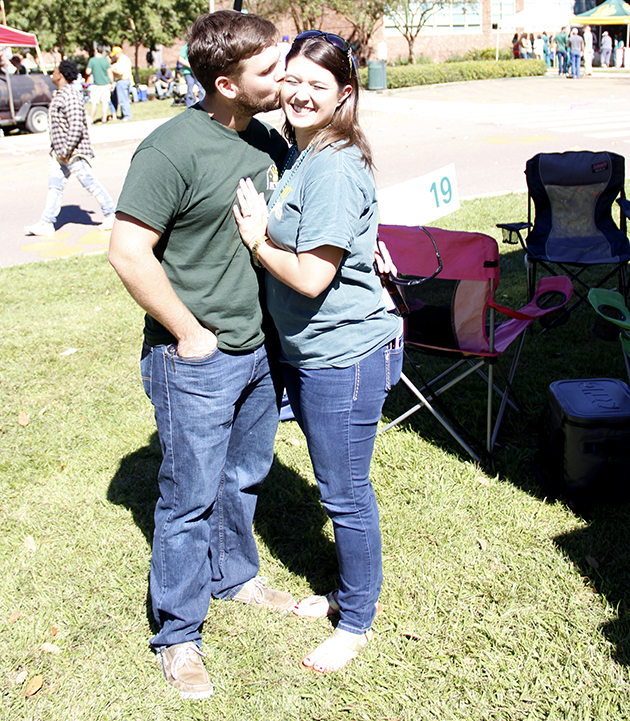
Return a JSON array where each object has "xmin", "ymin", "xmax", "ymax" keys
[{"xmin": 294, "ymin": 30, "xmax": 354, "ymax": 70}]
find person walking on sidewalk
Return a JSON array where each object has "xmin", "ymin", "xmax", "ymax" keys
[
  {"xmin": 24, "ymin": 60, "xmax": 116, "ymax": 237},
  {"xmin": 109, "ymin": 11, "xmax": 292, "ymax": 700}
]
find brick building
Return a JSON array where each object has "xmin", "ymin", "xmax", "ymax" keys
[{"xmin": 127, "ymin": 0, "xmax": 580, "ymax": 69}]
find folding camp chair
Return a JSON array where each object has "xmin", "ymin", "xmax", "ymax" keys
[
  {"xmin": 588, "ymin": 287, "xmax": 630, "ymax": 382},
  {"xmin": 379, "ymin": 225, "xmax": 573, "ymax": 462},
  {"xmin": 497, "ymin": 151, "xmax": 630, "ymax": 327}
]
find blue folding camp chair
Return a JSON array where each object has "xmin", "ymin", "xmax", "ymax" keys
[{"xmin": 497, "ymin": 151, "xmax": 630, "ymax": 326}]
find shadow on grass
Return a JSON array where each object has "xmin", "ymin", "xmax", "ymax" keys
[
  {"xmin": 107, "ymin": 431, "xmax": 162, "ymax": 542},
  {"xmin": 106, "ymin": 430, "xmax": 337, "ymax": 597},
  {"xmin": 254, "ymin": 453, "xmax": 338, "ymax": 593},
  {"xmin": 382, "ymin": 325, "xmax": 630, "ymax": 666},
  {"xmin": 554, "ymin": 509, "xmax": 630, "ymax": 666}
]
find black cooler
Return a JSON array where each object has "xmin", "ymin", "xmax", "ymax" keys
[{"xmin": 544, "ymin": 378, "xmax": 630, "ymax": 506}]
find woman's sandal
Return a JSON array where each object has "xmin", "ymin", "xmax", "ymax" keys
[
  {"xmin": 293, "ymin": 591, "xmax": 340, "ymax": 618},
  {"xmin": 293, "ymin": 590, "xmax": 384, "ymax": 619},
  {"xmin": 299, "ymin": 627, "xmax": 373, "ymax": 673}
]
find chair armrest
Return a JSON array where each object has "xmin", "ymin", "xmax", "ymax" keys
[
  {"xmin": 496, "ymin": 222, "xmax": 531, "ymax": 249},
  {"xmin": 617, "ymin": 197, "xmax": 630, "ymax": 219},
  {"xmin": 490, "ymin": 276, "xmax": 573, "ymax": 321},
  {"xmin": 588, "ymin": 287, "xmax": 630, "ymax": 330}
]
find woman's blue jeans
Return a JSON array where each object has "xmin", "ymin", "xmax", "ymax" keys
[
  {"xmin": 140, "ymin": 342, "xmax": 280, "ymax": 650},
  {"xmin": 283, "ymin": 340, "xmax": 403, "ymax": 634}
]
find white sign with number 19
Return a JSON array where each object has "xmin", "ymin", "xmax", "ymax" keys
[{"xmin": 377, "ymin": 163, "xmax": 460, "ymax": 227}]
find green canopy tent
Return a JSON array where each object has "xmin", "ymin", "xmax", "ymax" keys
[{"xmin": 572, "ymin": 0, "xmax": 630, "ymax": 46}]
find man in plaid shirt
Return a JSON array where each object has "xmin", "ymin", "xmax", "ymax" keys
[{"xmin": 25, "ymin": 60, "xmax": 116, "ymax": 237}]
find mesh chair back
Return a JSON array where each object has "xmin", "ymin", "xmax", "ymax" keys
[
  {"xmin": 526, "ymin": 151, "xmax": 630, "ymax": 263},
  {"xmin": 379, "ymin": 226, "xmax": 499, "ymax": 355}
]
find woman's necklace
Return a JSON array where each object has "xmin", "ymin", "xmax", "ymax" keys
[{"xmin": 274, "ymin": 141, "xmax": 314, "ymax": 198}]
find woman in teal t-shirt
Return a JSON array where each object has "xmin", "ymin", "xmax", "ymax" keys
[{"xmin": 234, "ymin": 33, "xmax": 402, "ymax": 674}]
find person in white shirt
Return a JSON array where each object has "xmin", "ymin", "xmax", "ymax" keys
[{"xmin": 583, "ymin": 25, "xmax": 594, "ymax": 76}]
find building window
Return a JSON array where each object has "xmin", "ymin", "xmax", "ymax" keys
[
  {"xmin": 422, "ymin": 1, "xmax": 482, "ymax": 31},
  {"xmin": 491, "ymin": 1, "xmax": 516, "ymax": 22}
]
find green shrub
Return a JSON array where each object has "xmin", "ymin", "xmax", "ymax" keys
[
  {"xmin": 390, "ymin": 54, "xmax": 433, "ymax": 66},
  {"xmin": 359, "ymin": 59, "xmax": 546, "ymax": 90},
  {"xmin": 134, "ymin": 67, "xmax": 155, "ymax": 85},
  {"xmin": 446, "ymin": 47, "xmax": 514, "ymax": 62}
]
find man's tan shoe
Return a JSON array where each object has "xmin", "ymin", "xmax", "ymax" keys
[
  {"xmin": 233, "ymin": 576, "xmax": 294, "ymax": 612},
  {"xmin": 158, "ymin": 642, "xmax": 213, "ymax": 700}
]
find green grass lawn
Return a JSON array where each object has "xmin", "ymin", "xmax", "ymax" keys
[
  {"xmin": 87, "ymin": 96, "xmax": 186, "ymax": 125},
  {"xmin": 1, "ymin": 192, "xmax": 629, "ymax": 719}
]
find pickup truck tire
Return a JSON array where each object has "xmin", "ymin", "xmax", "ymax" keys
[{"xmin": 25, "ymin": 106, "xmax": 48, "ymax": 133}]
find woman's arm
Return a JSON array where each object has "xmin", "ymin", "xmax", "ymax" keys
[
  {"xmin": 257, "ymin": 241, "xmax": 343, "ymax": 298},
  {"xmin": 233, "ymin": 177, "xmax": 343, "ymax": 298}
]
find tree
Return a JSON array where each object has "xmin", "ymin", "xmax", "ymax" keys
[
  {"xmin": 329, "ymin": 0, "xmax": 387, "ymax": 65},
  {"xmin": 384, "ymin": 0, "xmax": 476, "ymax": 63},
  {"xmin": 248, "ymin": 0, "xmax": 328, "ymax": 33},
  {"xmin": 6, "ymin": 0, "xmax": 205, "ymax": 67},
  {"xmin": 112, "ymin": 0, "xmax": 206, "ymax": 81},
  {"xmin": 6, "ymin": 0, "xmax": 87, "ymax": 56}
]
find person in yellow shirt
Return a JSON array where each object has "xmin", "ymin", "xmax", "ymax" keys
[{"xmin": 110, "ymin": 46, "xmax": 133, "ymax": 121}]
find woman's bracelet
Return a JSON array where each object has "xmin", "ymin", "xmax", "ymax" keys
[{"xmin": 250, "ymin": 234, "xmax": 268, "ymax": 267}]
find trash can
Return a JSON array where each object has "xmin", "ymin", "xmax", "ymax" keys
[
  {"xmin": 138, "ymin": 84, "xmax": 148, "ymax": 102},
  {"xmin": 367, "ymin": 60, "xmax": 386, "ymax": 91}
]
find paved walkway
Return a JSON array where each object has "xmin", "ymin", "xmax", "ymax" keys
[{"xmin": 2, "ymin": 71, "xmax": 630, "ymax": 266}]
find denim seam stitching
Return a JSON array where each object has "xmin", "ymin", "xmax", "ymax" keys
[{"xmin": 158, "ymin": 347, "xmax": 177, "ymax": 610}]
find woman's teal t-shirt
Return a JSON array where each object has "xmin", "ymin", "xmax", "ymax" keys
[{"xmin": 266, "ymin": 143, "xmax": 401, "ymax": 369}]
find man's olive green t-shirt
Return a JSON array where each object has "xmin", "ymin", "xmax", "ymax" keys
[
  {"xmin": 116, "ymin": 106, "xmax": 287, "ymax": 352},
  {"xmin": 87, "ymin": 55, "xmax": 111, "ymax": 86}
]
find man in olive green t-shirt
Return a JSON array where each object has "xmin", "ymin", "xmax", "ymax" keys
[
  {"xmin": 86, "ymin": 45, "xmax": 113, "ymax": 123},
  {"xmin": 109, "ymin": 11, "xmax": 291, "ymax": 700},
  {"xmin": 555, "ymin": 27, "xmax": 569, "ymax": 75}
]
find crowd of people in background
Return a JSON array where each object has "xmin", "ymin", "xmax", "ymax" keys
[{"xmin": 512, "ymin": 25, "xmax": 626, "ymax": 78}]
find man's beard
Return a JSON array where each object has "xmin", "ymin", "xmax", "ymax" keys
[{"xmin": 234, "ymin": 88, "xmax": 281, "ymax": 118}]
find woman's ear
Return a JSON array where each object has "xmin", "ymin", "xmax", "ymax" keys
[{"xmin": 337, "ymin": 84, "xmax": 352, "ymax": 107}]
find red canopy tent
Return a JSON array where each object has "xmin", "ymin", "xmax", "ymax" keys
[
  {"xmin": 0, "ymin": 24, "xmax": 39, "ymax": 47},
  {"xmin": 0, "ymin": 23, "xmax": 47, "ymax": 72},
  {"xmin": 1, "ymin": 24, "xmax": 49, "ymax": 128}
]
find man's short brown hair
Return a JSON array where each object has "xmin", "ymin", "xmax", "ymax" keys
[{"xmin": 188, "ymin": 11, "xmax": 278, "ymax": 95}]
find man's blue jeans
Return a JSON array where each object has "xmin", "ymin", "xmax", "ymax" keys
[
  {"xmin": 283, "ymin": 339, "xmax": 403, "ymax": 634},
  {"xmin": 41, "ymin": 157, "xmax": 115, "ymax": 224},
  {"xmin": 571, "ymin": 52, "xmax": 581, "ymax": 78},
  {"xmin": 141, "ymin": 342, "xmax": 280, "ymax": 649},
  {"xmin": 116, "ymin": 79, "xmax": 132, "ymax": 119},
  {"xmin": 557, "ymin": 50, "xmax": 567, "ymax": 74},
  {"xmin": 184, "ymin": 73, "xmax": 205, "ymax": 107}
]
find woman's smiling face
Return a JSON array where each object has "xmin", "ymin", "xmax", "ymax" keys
[{"xmin": 281, "ymin": 54, "xmax": 351, "ymax": 148}]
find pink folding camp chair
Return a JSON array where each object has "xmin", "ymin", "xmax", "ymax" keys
[{"xmin": 379, "ymin": 225, "xmax": 573, "ymax": 461}]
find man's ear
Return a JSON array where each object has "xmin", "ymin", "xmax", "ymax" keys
[{"xmin": 215, "ymin": 75, "xmax": 238, "ymax": 100}]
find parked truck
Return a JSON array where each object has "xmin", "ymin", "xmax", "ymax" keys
[{"xmin": 1, "ymin": 24, "xmax": 54, "ymax": 134}]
